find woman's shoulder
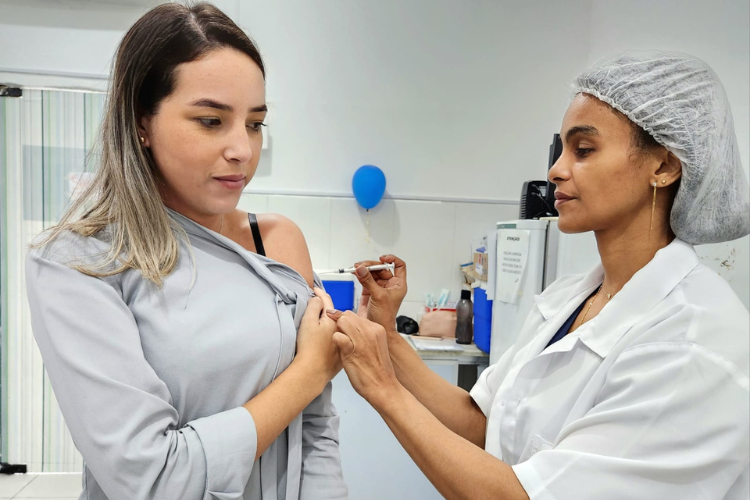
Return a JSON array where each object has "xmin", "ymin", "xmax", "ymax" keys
[
  {"xmin": 256, "ymin": 212, "xmax": 302, "ymax": 234},
  {"xmin": 677, "ymin": 261, "xmax": 748, "ymax": 333},
  {"xmin": 681, "ymin": 261, "xmax": 745, "ymax": 302},
  {"xmin": 29, "ymin": 228, "xmax": 112, "ymax": 265},
  {"xmin": 26, "ymin": 227, "xmax": 126, "ymax": 283},
  {"xmin": 622, "ymin": 261, "xmax": 750, "ymax": 379},
  {"xmin": 251, "ymin": 212, "xmax": 315, "ymax": 287},
  {"xmin": 670, "ymin": 261, "xmax": 749, "ymax": 329}
]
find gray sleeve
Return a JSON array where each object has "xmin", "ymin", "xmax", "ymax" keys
[
  {"xmin": 299, "ymin": 382, "xmax": 348, "ymax": 500},
  {"xmin": 25, "ymin": 251, "xmax": 257, "ymax": 500}
]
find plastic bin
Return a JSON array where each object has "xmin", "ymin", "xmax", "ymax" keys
[
  {"xmin": 321, "ymin": 280, "xmax": 355, "ymax": 311},
  {"xmin": 473, "ymin": 287, "xmax": 492, "ymax": 353}
]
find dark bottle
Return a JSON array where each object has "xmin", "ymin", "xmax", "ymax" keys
[{"xmin": 455, "ymin": 289, "xmax": 473, "ymax": 344}]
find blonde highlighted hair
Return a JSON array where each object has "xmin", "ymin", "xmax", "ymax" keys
[{"xmin": 34, "ymin": 2, "xmax": 265, "ymax": 286}]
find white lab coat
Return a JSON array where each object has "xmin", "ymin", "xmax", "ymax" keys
[{"xmin": 470, "ymin": 238, "xmax": 749, "ymax": 500}]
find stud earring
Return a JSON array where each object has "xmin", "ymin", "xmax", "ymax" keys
[{"xmin": 139, "ymin": 136, "xmax": 145, "ymax": 144}]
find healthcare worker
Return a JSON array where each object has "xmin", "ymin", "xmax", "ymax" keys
[
  {"xmin": 25, "ymin": 3, "xmax": 347, "ymax": 499},
  {"xmin": 327, "ymin": 52, "xmax": 750, "ymax": 500}
]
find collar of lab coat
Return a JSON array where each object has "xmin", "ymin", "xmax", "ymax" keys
[{"xmin": 534, "ymin": 238, "xmax": 699, "ymax": 358}]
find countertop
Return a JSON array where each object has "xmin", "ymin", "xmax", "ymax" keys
[
  {"xmin": 402, "ymin": 333, "xmax": 490, "ymax": 365},
  {"xmin": 0, "ymin": 473, "xmax": 81, "ymax": 500}
]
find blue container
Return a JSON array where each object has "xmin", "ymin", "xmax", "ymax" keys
[
  {"xmin": 473, "ymin": 287, "xmax": 492, "ymax": 353},
  {"xmin": 321, "ymin": 280, "xmax": 355, "ymax": 311}
]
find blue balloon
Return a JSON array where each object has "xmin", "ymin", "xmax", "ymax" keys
[{"xmin": 352, "ymin": 165, "xmax": 386, "ymax": 210}]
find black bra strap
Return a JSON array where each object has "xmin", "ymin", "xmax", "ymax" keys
[{"xmin": 247, "ymin": 213, "xmax": 266, "ymax": 257}]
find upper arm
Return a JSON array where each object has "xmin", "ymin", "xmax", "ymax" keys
[
  {"xmin": 258, "ymin": 213, "xmax": 315, "ymax": 287},
  {"xmin": 512, "ymin": 343, "xmax": 749, "ymax": 499}
]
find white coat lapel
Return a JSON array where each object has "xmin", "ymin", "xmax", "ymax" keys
[
  {"xmin": 578, "ymin": 239, "xmax": 699, "ymax": 358},
  {"xmin": 523, "ymin": 266, "xmax": 604, "ymax": 360}
]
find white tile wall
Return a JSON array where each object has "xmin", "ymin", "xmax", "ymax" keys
[
  {"xmin": 235, "ymin": 193, "xmax": 269, "ymax": 215},
  {"xmin": 243, "ymin": 192, "xmax": 518, "ymax": 321},
  {"xmin": 267, "ymin": 195, "xmax": 333, "ymax": 269},
  {"xmin": 391, "ymin": 200, "xmax": 457, "ymax": 303},
  {"xmin": 329, "ymin": 198, "xmax": 396, "ymax": 268}
]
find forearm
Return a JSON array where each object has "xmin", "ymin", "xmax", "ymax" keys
[
  {"xmin": 386, "ymin": 330, "xmax": 486, "ymax": 446},
  {"xmin": 375, "ymin": 385, "xmax": 528, "ymax": 500},
  {"xmin": 243, "ymin": 358, "xmax": 327, "ymax": 460}
]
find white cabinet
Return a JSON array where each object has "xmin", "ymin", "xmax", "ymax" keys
[{"xmin": 331, "ymin": 361, "xmax": 455, "ymax": 500}]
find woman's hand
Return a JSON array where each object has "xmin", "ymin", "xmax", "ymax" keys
[
  {"xmin": 353, "ymin": 255, "xmax": 408, "ymax": 333},
  {"xmin": 295, "ymin": 288, "xmax": 342, "ymax": 385},
  {"xmin": 326, "ymin": 310, "xmax": 401, "ymax": 408}
]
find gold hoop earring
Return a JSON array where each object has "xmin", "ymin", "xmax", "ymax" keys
[{"xmin": 649, "ymin": 181, "xmax": 657, "ymax": 233}]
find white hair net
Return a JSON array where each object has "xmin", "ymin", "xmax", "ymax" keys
[{"xmin": 572, "ymin": 51, "xmax": 749, "ymax": 244}]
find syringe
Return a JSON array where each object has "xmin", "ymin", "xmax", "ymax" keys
[{"xmin": 318, "ymin": 263, "xmax": 395, "ymax": 275}]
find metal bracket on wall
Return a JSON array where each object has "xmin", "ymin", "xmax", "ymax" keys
[{"xmin": 0, "ymin": 86, "xmax": 22, "ymax": 98}]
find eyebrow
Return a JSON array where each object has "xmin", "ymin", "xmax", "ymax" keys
[
  {"xmin": 189, "ymin": 98, "xmax": 267, "ymax": 113},
  {"xmin": 564, "ymin": 125, "xmax": 599, "ymax": 143}
]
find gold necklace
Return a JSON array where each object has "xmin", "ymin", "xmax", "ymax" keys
[
  {"xmin": 578, "ymin": 285, "xmax": 612, "ymax": 327},
  {"xmin": 218, "ymin": 215, "xmax": 224, "ymax": 235}
]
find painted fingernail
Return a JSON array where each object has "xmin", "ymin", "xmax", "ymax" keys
[{"xmin": 326, "ymin": 309, "xmax": 341, "ymax": 315}]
